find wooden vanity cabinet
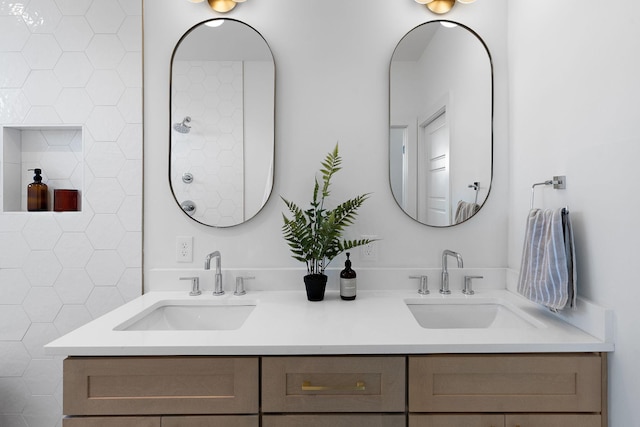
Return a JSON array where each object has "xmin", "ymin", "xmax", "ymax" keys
[
  {"xmin": 408, "ymin": 353, "xmax": 607, "ymax": 427},
  {"xmin": 62, "ymin": 353, "xmax": 607, "ymax": 426},
  {"xmin": 62, "ymin": 356, "xmax": 259, "ymax": 426},
  {"xmin": 261, "ymin": 356, "xmax": 406, "ymax": 427}
]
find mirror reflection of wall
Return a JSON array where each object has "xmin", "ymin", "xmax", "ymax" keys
[
  {"xmin": 390, "ymin": 21, "xmax": 492, "ymax": 227},
  {"xmin": 170, "ymin": 19, "xmax": 275, "ymax": 227}
]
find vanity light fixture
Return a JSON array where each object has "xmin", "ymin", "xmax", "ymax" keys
[
  {"xmin": 414, "ymin": 0, "xmax": 476, "ymax": 15},
  {"xmin": 189, "ymin": 0, "xmax": 249, "ymax": 13}
]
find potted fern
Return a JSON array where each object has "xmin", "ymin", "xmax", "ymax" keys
[{"xmin": 281, "ymin": 144, "xmax": 373, "ymax": 301}]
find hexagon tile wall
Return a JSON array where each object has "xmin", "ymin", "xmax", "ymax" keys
[{"xmin": 0, "ymin": 1, "xmax": 143, "ymax": 426}]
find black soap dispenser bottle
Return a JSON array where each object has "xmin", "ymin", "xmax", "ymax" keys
[
  {"xmin": 340, "ymin": 252, "xmax": 357, "ymax": 300},
  {"xmin": 27, "ymin": 168, "xmax": 49, "ymax": 211}
]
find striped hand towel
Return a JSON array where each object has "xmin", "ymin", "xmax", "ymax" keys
[
  {"xmin": 454, "ymin": 200, "xmax": 480, "ymax": 224},
  {"xmin": 517, "ymin": 208, "xmax": 576, "ymax": 311}
]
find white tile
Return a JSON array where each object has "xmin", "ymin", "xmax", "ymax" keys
[
  {"xmin": 22, "ymin": 0, "xmax": 62, "ymax": 33},
  {"xmin": 86, "ymin": 141, "xmax": 125, "ymax": 177},
  {"xmin": 21, "ymin": 323, "xmax": 60, "ymax": 359},
  {"xmin": 23, "ymin": 359, "xmax": 61, "ymax": 395},
  {"xmin": 117, "ymin": 88, "xmax": 142, "ymax": 123},
  {"xmin": 0, "ymin": 89, "xmax": 31, "ymax": 122},
  {"xmin": 117, "ymin": 52, "xmax": 142, "ymax": 88},
  {"xmin": 0, "ymin": 16, "xmax": 30, "ymax": 51},
  {"xmin": 117, "ymin": 268, "xmax": 142, "ymax": 302},
  {"xmin": 0, "ymin": 52, "xmax": 30, "ymax": 87},
  {"xmin": 117, "ymin": 160, "xmax": 142, "ymax": 196},
  {"xmin": 22, "ymin": 106, "xmax": 62, "ymax": 125},
  {"xmin": 0, "ymin": 341, "xmax": 30, "ymax": 377},
  {"xmin": 86, "ymin": 0, "xmax": 125, "ymax": 34},
  {"xmin": 117, "ymin": 0, "xmax": 141, "ymax": 16},
  {"xmin": 21, "ymin": 394, "xmax": 61, "ymax": 427},
  {"xmin": 117, "ymin": 124, "xmax": 142, "ymax": 160},
  {"xmin": 22, "ymin": 287, "xmax": 62, "ymax": 322},
  {"xmin": 117, "ymin": 15, "xmax": 141, "ymax": 51},
  {"xmin": 22, "ymin": 216, "xmax": 62, "ymax": 250},
  {"xmin": 42, "ymin": 129, "xmax": 77, "ymax": 147},
  {"xmin": 53, "ymin": 304, "xmax": 91, "ymax": 335},
  {"xmin": 21, "ymin": 34, "xmax": 61, "ymax": 69},
  {"xmin": 53, "ymin": 268, "xmax": 93, "ymax": 304},
  {"xmin": 54, "ymin": 206, "xmax": 93, "ymax": 232},
  {"xmin": 0, "ymin": 1, "xmax": 28, "ymax": 16},
  {"xmin": 53, "ymin": 88, "xmax": 94, "ymax": 123},
  {"xmin": 39, "ymin": 150, "xmax": 79, "ymax": 181},
  {"xmin": 0, "ymin": 307, "xmax": 31, "ymax": 341},
  {"xmin": 86, "ymin": 250, "xmax": 125, "ymax": 286},
  {"xmin": 0, "ymin": 377, "xmax": 29, "ymax": 413},
  {"xmin": 85, "ymin": 286, "xmax": 124, "ymax": 318},
  {"xmin": 53, "ymin": 233, "xmax": 92, "ymax": 268},
  {"xmin": 0, "ymin": 414, "xmax": 28, "ymax": 427},
  {"xmin": 22, "ymin": 251, "xmax": 62, "ymax": 287},
  {"xmin": 86, "ymin": 34, "xmax": 125, "ymax": 70},
  {"xmin": 86, "ymin": 70, "xmax": 125, "ymax": 106},
  {"xmin": 85, "ymin": 178, "xmax": 124, "ymax": 214},
  {"xmin": 52, "ymin": 16, "xmax": 93, "ymax": 51},
  {"xmin": 85, "ymin": 106, "xmax": 125, "ymax": 141},
  {"xmin": 22, "ymin": 70, "xmax": 62, "ymax": 106},
  {"xmin": 0, "ymin": 232, "xmax": 31, "ymax": 268},
  {"xmin": 117, "ymin": 231, "xmax": 141, "ymax": 267},
  {"xmin": 86, "ymin": 214, "xmax": 125, "ymax": 249},
  {"xmin": 52, "ymin": 0, "xmax": 92, "ymax": 15},
  {"xmin": 53, "ymin": 52, "xmax": 93, "ymax": 87},
  {"xmin": 0, "ymin": 269, "xmax": 30, "ymax": 304}
]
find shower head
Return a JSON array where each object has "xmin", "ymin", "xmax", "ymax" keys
[{"xmin": 173, "ymin": 116, "xmax": 192, "ymax": 134}]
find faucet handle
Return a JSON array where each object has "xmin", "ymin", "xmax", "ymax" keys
[
  {"xmin": 463, "ymin": 275, "xmax": 483, "ymax": 295},
  {"xmin": 180, "ymin": 276, "xmax": 201, "ymax": 296},
  {"xmin": 234, "ymin": 276, "xmax": 254, "ymax": 296},
  {"xmin": 409, "ymin": 275, "xmax": 429, "ymax": 295}
]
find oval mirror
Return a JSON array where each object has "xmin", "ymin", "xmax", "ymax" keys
[
  {"xmin": 389, "ymin": 21, "xmax": 492, "ymax": 227},
  {"xmin": 170, "ymin": 19, "xmax": 275, "ymax": 227}
]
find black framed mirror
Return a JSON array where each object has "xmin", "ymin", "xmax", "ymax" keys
[
  {"xmin": 170, "ymin": 19, "xmax": 275, "ymax": 227},
  {"xmin": 390, "ymin": 21, "xmax": 492, "ymax": 226}
]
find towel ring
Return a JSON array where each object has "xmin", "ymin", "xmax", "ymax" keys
[{"xmin": 530, "ymin": 176, "xmax": 566, "ymax": 209}]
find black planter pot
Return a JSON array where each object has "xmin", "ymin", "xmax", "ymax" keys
[{"xmin": 304, "ymin": 274, "xmax": 328, "ymax": 301}]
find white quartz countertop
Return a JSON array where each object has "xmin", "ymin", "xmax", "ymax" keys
[{"xmin": 45, "ymin": 289, "xmax": 613, "ymax": 356}]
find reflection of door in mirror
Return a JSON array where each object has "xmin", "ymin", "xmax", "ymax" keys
[
  {"xmin": 389, "ymin": 21, "xmax": 492, "ymax": 227},
  {"xmin": 418, "ymin": 110, "xmax": 450, "ymax": 226},
  {"xmin": 170, "ymin": 19, "xmax": 275, "ymax": 227}
]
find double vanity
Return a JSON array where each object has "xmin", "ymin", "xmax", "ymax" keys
[{"xmin": 47, "ymin": 281, "xmax": 612, "ymax": 427}]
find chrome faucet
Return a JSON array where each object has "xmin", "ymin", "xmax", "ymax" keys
[
  {"xmin": 441, "ymin": 249, "xmax": 463, "ymax": 295},
  {"xmin": 205, "ymin": 251, "xmax": 224, "ymax": 296}
]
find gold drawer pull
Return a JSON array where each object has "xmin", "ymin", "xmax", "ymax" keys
[{"xmin": 301, "ymin": 380, "xmax": 366, "ymax": 391}]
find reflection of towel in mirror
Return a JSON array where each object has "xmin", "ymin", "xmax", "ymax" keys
[
  {"xmin": 517, "ymin": 208, "xmax": 576, "ymax": 311},
  {"xmin": 454, "ymin": 200, "xmax": 480, "ymax": 224}
]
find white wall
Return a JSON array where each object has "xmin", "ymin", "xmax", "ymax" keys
[
  {"xmin": 507, "ymin": 1, "xmax": 640, "ymax": 425},
  {"xmin": 144, "ymin": 0, "xmax": 510, "ymax": 281}
]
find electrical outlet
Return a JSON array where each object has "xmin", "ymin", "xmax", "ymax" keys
[
  {"xmin": 360, "ymin": 235, "xmax": 378, "ymax": 261},
  {"xmin": 176, "ymin": 236, "xmax": 193, "ymax": 263}
]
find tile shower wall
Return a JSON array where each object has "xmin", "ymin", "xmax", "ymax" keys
[
  {"xmin": 0, "ymin": 1, "xmax": 142, "ymax": 425},
  {"xmin": 171, "ymin": 60, "xmax": 244, "ymax": 226}
]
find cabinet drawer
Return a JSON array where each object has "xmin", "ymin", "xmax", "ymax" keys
[
  {"xmin": 263, "ymin": 414, "xmax": 406, "ymax": 427},
  {"xmin": 505, "ymin": 414, "xmax": 601, "ymax": 427},
  {"xmin": 63, "ymin": 417, "xmax": 160, "ymax": 427},
  {"xmin": 63, "ymin": 357, "xmax": 259, "ymax": 415},
  {"xmin": 409, "ymin": 354, "xmax": 602, "ymax": 413},
  {"xmin": 410, "ymin": 414, "xmax": 504, "ymax": 427},
  {"xmin": 162, "ymin": 415, "xmax": 259, "ymax": 427},
  {"xmin": 262, "ymin": 356, "xmax": 405, "ymax": 412}
]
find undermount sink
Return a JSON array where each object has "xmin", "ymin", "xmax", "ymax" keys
[
  {"xmin": 114, "ymin": 299, "xmax": 257, "ymax": 331},
  {"xmin": 405, "ymin": 297, "xmax": 543, "ymax": 329}
]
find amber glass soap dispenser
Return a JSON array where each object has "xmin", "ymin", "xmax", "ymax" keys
[
  {"xmin": 27, "ymin": 168, "xmax": 49, "ymax": 211},
  {"xmin": 340, "ymin": 252, "xmax": 357, "ymax": 300}
]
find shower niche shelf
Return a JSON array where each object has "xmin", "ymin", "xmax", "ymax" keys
[{"xmin": 1, "ymin": 125, "xmax": 83, "ymax": 213}]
